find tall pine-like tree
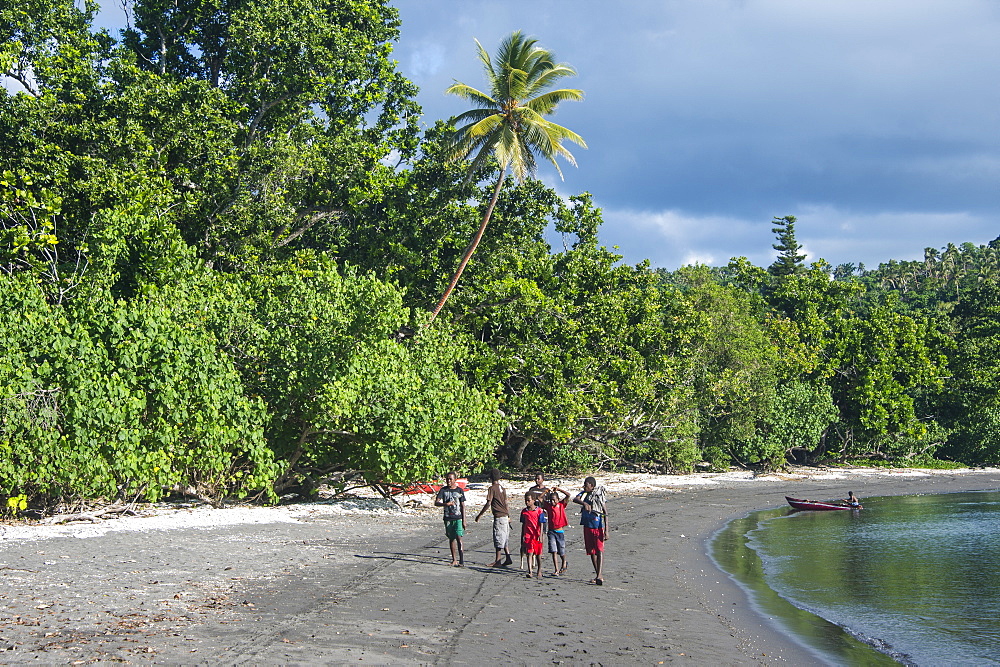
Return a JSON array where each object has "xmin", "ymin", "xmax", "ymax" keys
[{"xmin": 768, "ymin": 215, "xmax": 806, "ymax": 276}]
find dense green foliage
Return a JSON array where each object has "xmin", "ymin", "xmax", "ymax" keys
[{"xmin": 2, "ymin": 2, "xmax": 998, "ymax": 511}]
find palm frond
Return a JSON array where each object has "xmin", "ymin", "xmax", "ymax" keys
[
  {"xmin": 474, "ymin": 38, "xmax": 496, "ymax": 84},
  {"xmin": 511, "ymin": 127, "xmax": 539, "ymax": 181},
  {"xmin": 462, "ymin": 113, "xmax": 504, "ymax": 142},
  {"xmin": 522, "ymin": 110, "xmax": 587, "ymax": 151},
  {"xmin": 450, "ymin": 107, "xmax": 500, "ymax": 128},
  {"xmin": 500, "ymin": 64, "xmax": 532, "ymax": 100},
  {"xmin": 518, "ymin": 120, "xmax": 563, "ymax": 178},
  {"xmin": 524, "ymin": 64, "xmax": 578, "ymax": 96},
  {"xmin": 445, "ymin": 82, "xmax": 498, "ymax": 109},
  {"xmin": 466, "ymin": 132, "xmax": 503, "ymax": 177},
  {"xmin": 524, "ymin": 88, "xmax": 584, "ymax": 115},
  {"xmin": 517, "ymin": 112, "xmax": 582, "ymax": 179},
  {"xmin": 445, "ymin": 31, "xmax": 585, "ymax": 182},
  {"xmin": 496, "ymin": 32, "xmax": 538, "ymax": 72}
]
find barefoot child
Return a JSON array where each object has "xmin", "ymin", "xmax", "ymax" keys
[
  {"xmin": 435, "ymin": 472, "xmax": 466, "ymax": 567},
  {"xmin": 474, "ymin": 469, "xmax": 513, "ymax": 567},
  {"xmin": 520, "ymin": 494, "xmax": 546, "ymax": 578},
  {"xmin": 522, "ymin": 473, "xmax": 548, "ymax": 569},
  {"xmin": 541, "ymin": 487, "xmax": 571, "ymax": 575},
  {"xmin": 573, "ymin": 476, "xmax": 607, "ymax": 585}
]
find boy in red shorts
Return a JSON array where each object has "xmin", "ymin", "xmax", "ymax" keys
[
  {"xmin": 520, "ymin": 494, "xmax": 546, "ymax": 579},
  {"xmin": 573, "ymin": 476, "xmax": 607, "ymax": 585}
]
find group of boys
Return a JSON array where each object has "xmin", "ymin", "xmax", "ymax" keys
[{"xmin": 435, "ymin": 469, "xmax": 608, "ymax": 585}]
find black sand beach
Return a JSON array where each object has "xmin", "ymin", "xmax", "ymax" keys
[{"xmin": 2, "ymin": 468, "xmax": 999, "ymax": 665}]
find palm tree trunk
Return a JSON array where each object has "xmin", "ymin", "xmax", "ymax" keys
[{"xmin": 426, "ymin": 168, "xmax": 507, "ymax": 325}]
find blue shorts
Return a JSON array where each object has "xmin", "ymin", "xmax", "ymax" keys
[{"xmin": 547, "ymin": 530, "xmax": 566, "ymax": 554}]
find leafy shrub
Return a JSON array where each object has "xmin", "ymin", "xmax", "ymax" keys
[
  {"xmin": 733, "ymin": 381, "xmax": 838, "ymax": 469},
  {"xmin": 212, "ymin": 254, "xmax": 504, "ymax": 490},
  {"xmin": 0, "ymin": 274, "xmax": 277, "ymax": 506}
]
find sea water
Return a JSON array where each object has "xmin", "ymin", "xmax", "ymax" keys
[{"xmin": 712, "ymin": 491, "xmax": 1000, "ymax": 665}]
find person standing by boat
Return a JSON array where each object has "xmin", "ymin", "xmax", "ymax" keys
[
  {"xmin": 573, "ymin": 476, "xmax": 608, "ymax": 585},
  {"xmin": 844, "ymin": 491, "xmax": 862, "ymax": 508},
  {"xmin": 475, "ymin": 469, "xmax": 513, "ymax": 568},
  {"xmin": 435, "ymin": 472, "xmax": 466, "ymax": 567}
]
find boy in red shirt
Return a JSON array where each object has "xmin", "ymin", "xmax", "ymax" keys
[
  {"xmin": 541, "ymin": 486, "xmax": 571, "ymax": 575},
  {"xmin": 520, "ymin": 494, "xmax": 546, "ymax": 579}
]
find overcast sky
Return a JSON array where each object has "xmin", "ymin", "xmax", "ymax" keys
[
  {"xmin": 94, "ymin": 1, "xmax": 1000, "ymax": 270},
  {"xmin": 390, "ymin": 0, "xmax": 1000, "ymax": 270}
]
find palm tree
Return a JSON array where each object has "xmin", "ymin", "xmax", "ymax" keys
[
  {"xmin": 923, "ymin": 247, "xmax": 940, "ymax": 280},
  {"xmin": 426, "ymin": 31, "xmax": 586, "ymax": 324}
]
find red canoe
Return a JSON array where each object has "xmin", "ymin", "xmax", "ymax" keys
[
  {"xmin": 389, "ymin": 479, "xmax": 468, "ymax": 496},
  {"xmin": 785, "ymin": 496, "xmax": 861, "ymax": 511}
]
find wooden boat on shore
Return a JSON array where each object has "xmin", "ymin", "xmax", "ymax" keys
[
  {"xmin": 388, "ymin": 478, "xmax": 468, "ymax": 496},
  {"xmin": 785, "ymin": 496, "xmax": 861, "ymax": 511}
]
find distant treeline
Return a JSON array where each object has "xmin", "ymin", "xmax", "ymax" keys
[{"xmin": 2, "ymin": 0, "xmax": 997, "ymax": 510}]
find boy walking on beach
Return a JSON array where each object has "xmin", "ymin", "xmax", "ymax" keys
[
  {"xmin": 541, "ymin": 486, "xmax": 571, "ymax": 575},
  {"xmin": 474, "ymin": 469, "xmax": 513, "ymax": 567},
  {"xmin": 574, "ymin": 476, "xmax": 607, "ymax": 585},
  {"xmin": 520, "ymin": 494, "xmax": 546, "ymax": 578},
  {"xmin": 435, "ymin": 472, "xmax": 466, "ymax": 567}
]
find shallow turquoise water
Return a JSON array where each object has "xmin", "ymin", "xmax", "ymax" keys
[{"xmin": 712, "ymin": 491, "xmax": 1000, "ymax": 665}]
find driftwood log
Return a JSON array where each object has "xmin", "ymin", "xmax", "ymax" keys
[{"xmin": 42, "ymin": 505, "xmax": 138, "ymax": 525}]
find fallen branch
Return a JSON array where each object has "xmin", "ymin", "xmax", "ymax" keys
[
  {"xmin": 42, "ymin": 504, "xmax": 138, "ymax": 525},
  {"xmin": 167, "ymin": 483, "xmax": 224, "ymax": 507}
]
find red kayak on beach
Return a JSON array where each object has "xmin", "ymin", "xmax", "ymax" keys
[{"xmin": 785, "ymin": 496, "xmax": 861, "ymax": 511}]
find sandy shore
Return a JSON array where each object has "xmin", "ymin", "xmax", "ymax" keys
[{"xmin": 1, "ymin": 466, "xmax": 999, "ymax": 665}]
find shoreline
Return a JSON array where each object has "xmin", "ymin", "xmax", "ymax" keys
[
  {"xmin": 1, "ymin": 466, "xmax": 998, "ymax": 664},
  {"xmin": 669, "ymin": 467, "xmax": 1000, "ymax": 664}
]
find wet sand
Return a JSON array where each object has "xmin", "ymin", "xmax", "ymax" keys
[{"xmin": 2, "ymin": 468, "xmax": 999, "ymax": 665}]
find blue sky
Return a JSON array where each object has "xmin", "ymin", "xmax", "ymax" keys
[{"xmin": 95, "ymin": 1, "xmax": 1000, "ymax": 270}]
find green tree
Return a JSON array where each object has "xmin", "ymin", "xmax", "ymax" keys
[
  {"xmin": 0, "ymin": 270, "xmax": 278, "ymax": 508},
  {"xmin": 319, "ymin": 123, "xmax": 486, "ymax": 307},
  {"xmin": 209, "ymin": 254, "xmax": 502, "ymax": 491},
  {"xmin": 672, "ymin": 265, "xmax": 796, "ymax": 468},
  {"xmin": 441, "ymin": 189, "xmax": 700, "ymax": 472},
  {"xmin": 768, "ymin": 215, "xmax": 806, "ymax": 277},
  {"xmin": 730, "ymin": 256, "xmax": 946, "ymax": 464},
  {"xmin": 428, "ymin": 30, "xmax": 586, "ymax": 323},
  {"xmin": 812, "ymin": 296, "xmax": 945, "ymax": 459},
  {"xmin": 741, "ymin": 381, "xmax": 838, "ymax": 469},
  {"xmin": 2, "ymin": 0, "xmax": 419, "ymax": 276},
  {"xmin": 939, "ymin": 279, "xmax": 1000, "ymax": 464}
]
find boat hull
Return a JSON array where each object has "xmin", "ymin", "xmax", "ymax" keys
[
  {"xmin": 389, "ymin": 479, "xmax": 468, "ymax": 496},
  {"xmin": 785, "ymin": 496, "xmax": 859, "ymax": 511}
]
